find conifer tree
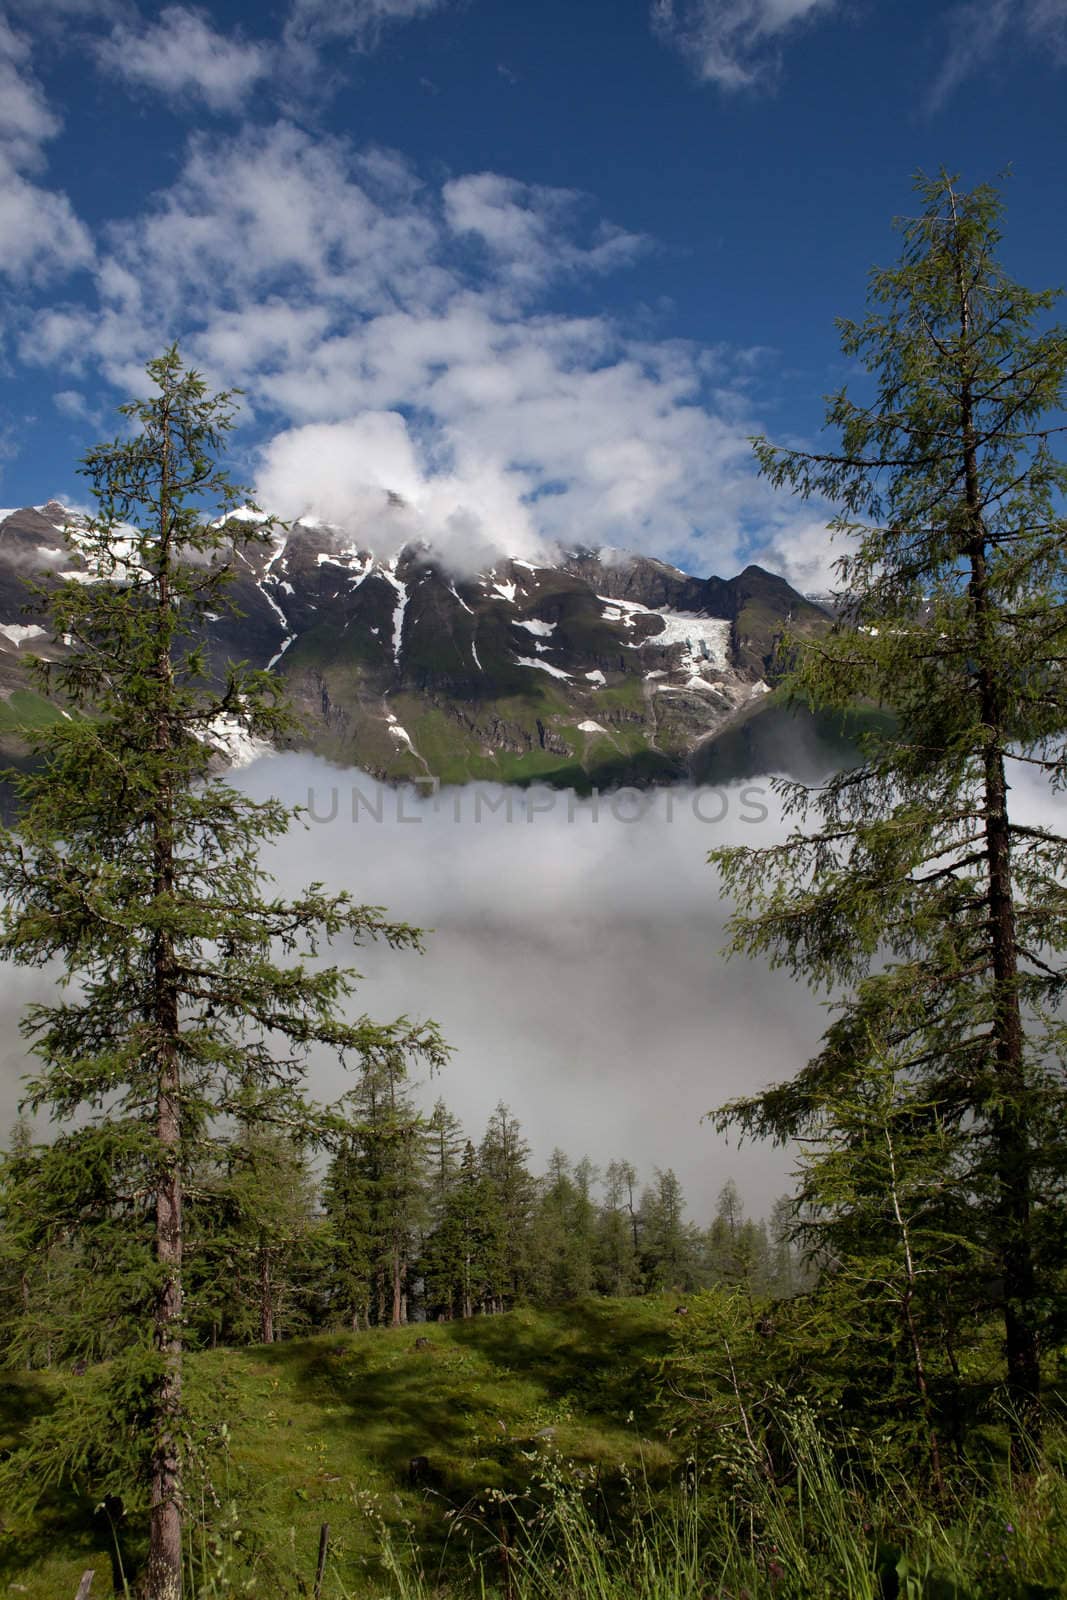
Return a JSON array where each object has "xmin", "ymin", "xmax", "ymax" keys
[
  {"xmin": 710, "ymin": 174, "xmax": 1067, "ymax": 1451},
  {"xmin": 640, "ymin": 1168, "xmax": 699, "ymax": 1291},
  {"xmin": 767, "ymin": 1195, "xmax": 800, "ymax": 1298},
  {"xmin": 595, "ymin": 1158, "xmax": 641, "ymax": 1296},
  {"xmin": 187, "ymin": 1130, "xmax": 322, "ymax": 1346},
  {"xmin": 794, "ymin": 1041, "xmax": 982, "ymax": 1488},
  {"xmin": 705, "ymin": 1179, "xmax": 768, "ymax": 1288},
  {"xmin": 325, "ymin": 1049, "xmax": 429, "ymax": 1327},
  {"xmin": 529, "ymin": 1150, "xmax": 597, "ymax": 1302},
  {"xmin": 322, "ymin": 1129, "xmax": 374, "ymax": 1333},
  {"xmin": 418, "ymin": 1099, "xmax": 469, "ymax": 1317},
  {"xmin": 426, "ymin": 1098, "xmax": 465, "ymax": 1215},
  {"xmin": 421, "ymin": 1139, "xmax": 501, "ymax": 1318},
  {"xmin": 0, "ymin": 350, "xmax": 444, "ymax": 1598},
  {"xmin": 479, "ymin": 1102, "xmax": 536, "ymax": 1308},
  {"xmin": 0, "ymin": 1119, "xmax": 88, "ymax": 1370}
]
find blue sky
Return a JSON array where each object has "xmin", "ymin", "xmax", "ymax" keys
[{"xmin": 1, "ymin": 0, "xmax": 1065, "ymax": 587}]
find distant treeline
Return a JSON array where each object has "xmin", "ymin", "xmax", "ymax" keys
[{"xmin": 0, "ymin": 1072, "xmax": 804, "ymax": 1364}]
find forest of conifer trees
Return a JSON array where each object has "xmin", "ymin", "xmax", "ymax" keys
[{"xmin": 0, "ymin": 1090, "xmax": 803, "ymax": 1365}]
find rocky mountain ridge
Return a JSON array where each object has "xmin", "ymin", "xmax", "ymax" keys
[{"xmin": 0, "ymin": 501, "xmax": 832, "ymax": 789}]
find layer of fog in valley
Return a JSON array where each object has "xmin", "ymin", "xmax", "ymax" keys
[
  {"xmin": 235, "ymin": 756, "xmax": 822, "ymax": 1221},
  {"xmin": 2, "ymin": 755, "xmax": 1063, "ymax": 1221}
]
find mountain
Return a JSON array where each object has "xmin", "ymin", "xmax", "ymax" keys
[{"xmin": 0, "ymin": 502, "xmax": 834, "ymax": 790}]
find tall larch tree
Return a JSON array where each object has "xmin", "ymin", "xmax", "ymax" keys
[
  {"xmin": 595, "ymin": 1158, "xmax": 641, "ymax": 1296},
  {"xmin": 0, "ymin": 350, "xmax": 445, "ymax": 1599},
  {"xmin": 710, "ymin": 173, "xmax": 1067, "ymax": 1453},
  {"xmin": 421, "ymin": 1139, "xmax": 502, "ymax": 1319},
  {"xmin": 640, "ymin": 1168, "xmax": 698, "ymax": 1292}
]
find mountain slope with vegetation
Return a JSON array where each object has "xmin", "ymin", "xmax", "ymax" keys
[{"xmin": 0, "ymin": 501, "xmax": 831, "ymax": 789}]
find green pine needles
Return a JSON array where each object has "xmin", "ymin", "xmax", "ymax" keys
[
  {"xmin": 0, "ymin": 349, "xmax": 446, "ymax": 1599},
  {"xmin": 710, "ymin": 172, "xmax": 1067, "ymax": 1460}
]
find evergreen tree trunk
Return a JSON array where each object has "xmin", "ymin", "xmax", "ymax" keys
[
  {"xmin": 148, "ymin": 1030, "xmax": 183, "ymax": 1600},
  {"xmin": 954, "ymin": 210, "xmax": 1040, "ymax": 1447},
  {"xmin": 391, "ymin": 1242, "xmax": 402, "ymax": 1327},
  {"xmin": 147, "ymin": 415, "xmax": 184, "ymax": 1600},
  {"xmin": 259, "ymin": 1247, "xmax": 274, "ymax": 1344}
]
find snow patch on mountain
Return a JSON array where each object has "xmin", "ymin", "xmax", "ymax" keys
[
  {"xmin": 514, "ymin": 618, "xmax": 556, "ymax": 638},
  {"xmin": 208, "ymin": 716, "xmax": 272, "ymax": 769},
  {"xmin": 380, "ymin": 569, "xmax": 409, "ymax": 661},
  {"xmin": 515, "ymin": 654, "xmax": 571, "ymax": 680},
  {"xmin": 598, "ymin": 595, "xmax": 648, "ymax": 627},
  {"xmin": 0, "ymin": 624, "xmax": 47, "ymax": 647}
]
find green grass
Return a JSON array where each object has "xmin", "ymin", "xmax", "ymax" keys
[
  {"xmin": 4, "ymin": 1302, "xmax": 1066, "ymax": 1599},
  {"xmin": 0, "ymin": 1300, "xmax": 676, "ymax": 1599},
  {"xmin": 0, "ymin": 688, "xmax": 73, "ymax": 734}
]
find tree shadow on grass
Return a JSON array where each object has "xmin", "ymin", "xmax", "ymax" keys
[
  {"xmin": 446, "ymin": 1299, "xmax": 671, "ymax": 1426},
  {"xmin": 248, "ymin": 1301, "xmax": 675, "ymax": 1585}
]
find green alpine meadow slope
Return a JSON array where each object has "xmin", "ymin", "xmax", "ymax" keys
[
  {"xmin": 0, "ymin": 1301, "xmax": 676, "ymax": 1598},
  {"xmin": 3, "ymin": 1298, "xmax": 1066, "ymax": 1600}
]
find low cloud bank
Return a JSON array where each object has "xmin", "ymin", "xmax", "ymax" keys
[
  {"xmin": 237, "ymin": 758, "xmax": 820, "ymax": 1218},
  {"xmin": 19, "ymin": 757, "xmax": 1061, "ymax": 1224}
]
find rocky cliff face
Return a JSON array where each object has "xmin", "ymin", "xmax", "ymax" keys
[{"xmin": 0, "ymin": 503, "xmax": 831, "ymax": 789}]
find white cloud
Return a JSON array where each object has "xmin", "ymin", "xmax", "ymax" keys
[
  {"xmin": 284, "ymin": 0, "xmax": 449, "ymax": 55},
  {"xmin": 98, "ymin": 7, "xmax": 271, "ymax": 113},
  {"xmin": 444, "ymin": 173, "xmax": 647, "ymax": 292},
  {"xmin": 929, "ymin": 0, "xmax": 1067, "ymax": 106},
  {"xmin": 754, "ymin": 513, "xmax": 846, "ymax": 595},
  {"xmin": 232, "ymin": 755, "xmax": 809, "ymax": 1218},
  {"xmin": 53, "ymin": 388, "xmax": 100, "ymax": 423},
  {"xmin": 21, "ymin": 120, "xmax": 817, "ymax": 579},
  {"xmin": 257, "ymin": 413, "xmax": 548, "ymax": 572},
  {"xmin": 0, "ymin": 19, "xmax": 93, "ymax": 282},
  {"xmin": 652, "ymin": 0, "xmax": 835, "ymax": 89},
  {"xmin": 0, "ymin": 166, "xmax": 94, "ymax": 282},
  {"xmin": 0, "ymin": 18, "xmax": 59, "ymax": 164}
]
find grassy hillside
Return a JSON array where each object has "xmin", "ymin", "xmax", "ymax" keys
[
  {"xmin": 0, "ymin": 1300, "xmax": 677, "ymax": 1599},
  {"xmin": 4, "ymin": 1298, "xmax": 1066, "ymax": 1599}
]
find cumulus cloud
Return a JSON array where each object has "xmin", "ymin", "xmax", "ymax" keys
[
  {"xmin": 97, "ymin": 7, "xmax": 272, "ymax": 113},
  {"xmin": 652, "ymin": 0, "xmax": 836, "ymax": 90},
  {"xmin": 53, "ymin": 388, "xmax": 101, "ymax": 425},
  {"xmin": 0, "ymin": 18, "xmax": 93, "ymax": 282},
  {"xmin": 755, "ymin": 513, "xmax": 846, "ymax": 596},
  {"xmin": 256, "ymin": 413, "xmax": 551, "ymax": 572},
  {"xmin": 444, "ymin": 173, "xmax": 647, "ymax": 292},
  {"xmin": 21, "ymin": 119, "xmax": 818, "ymax": 578},
  {"xmin": 929, "ymin": 0, "xmax": 1067, "ymax": 107}
]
